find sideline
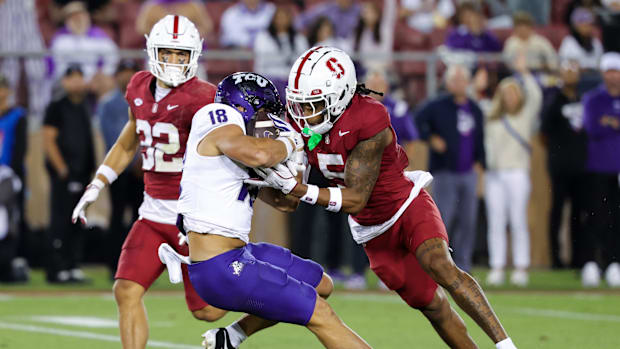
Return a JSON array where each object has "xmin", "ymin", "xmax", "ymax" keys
[{"xmin": 0, "ymin": 321, "xmax": 200, "ymax": 349}]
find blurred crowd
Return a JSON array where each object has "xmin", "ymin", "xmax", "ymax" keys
[{"xmin": 1, "ymin": 0, "xmax": 620, "ymax": 289}]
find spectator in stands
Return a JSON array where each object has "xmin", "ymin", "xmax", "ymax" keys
[
  {"xmin": 0, "ymin": 0, "xmax": 50, "ymax": 121},
  {"xmin": 400, "ymin": 0, "xmax": 455, "ymax": 33},
  {"xmin": 220, "ymin": 0, "xmax": 275, "ymax": 48},
  {"xmin": 43, "ymin": 65, "xmax": 95, "ymax": 283},
  {"xmin": 484, "ymin": 0, "xmax": 514, "ymax": 29},
  {"xmin": 560, "ymin": 8, "xmax": 604, "ymax": 71},
  {"xmin": 540, "ymin": 60, "xmax": 588, "ymax": 269},
  {"xmin": 561, "ymin": 7, "xmax": 604, "ymax": 95},
  {"xmin": 254, "ymin": 5, "xmax": 308, "ymax": 100},
  {"xmin": 0, "ymin": 74, "xmax": 29, "ymax": 283},
  {"xmin": 415, "ymin": 64, "xmax": 486, "ymax": 272},
  {"xmin": 484, "ymin": 52, "xmax": 542, "ymax": 287},
  {"xmin": 365, "ymin": 69, "xmax": 419, "ymax": 166},
  {"xmin": 95, "ymin": 60, "xmax": 143, "ymax": 278},
  {"xmin": 50, "ymin": 1, "xmax": 119, "ymax": 83},
  {"xmin": 598, "ymin": 0, "xmax": 620, "ymax": 52},
  {"xmin": 136, "ymin": 0, "xmax": 214, "ymax": 39},
  {"xmin": 295, "ymin": 0, "xmax": 361, "ymax": 40},
  {"xmin": 351, "ymin": 0, "xmax": 397, "ymax": 71},
  {"xmin": 503, "ymin": 12, "xmax": 558, "ymax": 72},
  {"xmin": 506, "ymin": 0, "xmax": 551, "ymax": 25},
  {"xmin": 580, "ymin": 52, "xmax": 620, "ymax": 288},
  {"xmin": 307, "ymin": 17, "xmax": 352, "ymax": 52},
  {"xmin": 444, "ymin": 2, "xmax": 502, "ymax": 53}
]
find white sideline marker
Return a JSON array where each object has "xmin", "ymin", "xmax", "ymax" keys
[
  {"xmin": 514, "ymin": 307, "xmax": 620, "ymax": 323},
  {"xmin": 0, "ymin": 321, "xmax": 201, "ymax": 349}
]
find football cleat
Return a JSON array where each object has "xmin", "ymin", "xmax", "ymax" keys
[
  {"xmin": 202, "ymin": 328, "xmax": 236, "ymax": 349},
  {"xmin": 581, "ymin": 261, "xmax": 601, "ymax": 287}
]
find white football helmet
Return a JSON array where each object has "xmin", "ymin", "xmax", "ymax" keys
[
  {"xmin": 286, "ymin": 46, "xmax": 357, "ymax": 135},
  {"xmin": 146, "ymin": 15, "xmax": 202, "ymax": 87}
]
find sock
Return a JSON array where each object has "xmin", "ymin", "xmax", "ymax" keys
[
  {"xmin": 226, "ymin": 322, "xmax": 247, "ymax": 347},
  {"xmin": 496, "ymin": 337, "xmax": 516, "ymax": 349}
]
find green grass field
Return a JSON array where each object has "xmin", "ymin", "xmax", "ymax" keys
[{"xmin": 1, "ymin": 268, "xmax": 619, "ymax": 349}]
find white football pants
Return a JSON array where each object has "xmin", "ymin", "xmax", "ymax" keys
[{"xmin": 485, "ymin": 169, "xmax": 531, "ymax": 270}]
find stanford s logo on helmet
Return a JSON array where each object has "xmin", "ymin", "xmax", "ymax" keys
[
  {"xmin": 286, "ymin": 46, "xmax": 357, "ymax": 135},
  {"xmin": 146, "ymin": 15, "xmax": 202, "ymax": 87},
  {"xmin": 215, "ymin": 72, "xmax": 284, "ymax": 124}
]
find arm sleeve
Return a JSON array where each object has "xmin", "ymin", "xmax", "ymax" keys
[
  {"xmin": 521, "ymin": 73, "xmax": 543, "ymax": 122},
  {"xmin": 473, "ymin": 103, "xmax": 486, "ymax": 168},
  {"xmin": 43, "ymin": 102, "xmax": 61, "ymax": 129},
  {"xmin": 10, "ymin": 116, "xmax": 27, "ymax": 180},
  {"xmin": 358, "ymin": 103, "xmax": 391, "ymax": 141}
]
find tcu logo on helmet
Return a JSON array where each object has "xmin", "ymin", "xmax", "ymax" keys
[
  {"xmin": 232, "ymin": 73, "xmax": 268, "ymax": 87},
  {"xmin": 326, "ymin": 57, "xmax": 345, "ymax": 79}
]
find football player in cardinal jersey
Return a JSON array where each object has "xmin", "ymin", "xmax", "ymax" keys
[
  {"xmin": 159, "ymin": 72, "xmax": 370, "ymax": 349},
  {"xmin": 71, "ymin": 15, "xmax": 227, "ymax": 349},
  {"xmin": 211, "ymin": 47, "xmax": 519, "ymax": 349}
]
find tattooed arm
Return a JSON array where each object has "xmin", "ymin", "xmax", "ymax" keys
[{"xmin": 288, "ymin": 128, "xmax": 392, "ymax": 214}]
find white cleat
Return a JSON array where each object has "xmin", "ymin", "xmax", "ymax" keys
[
  {"xmin": 604, "ymin": 262, "xmax": 620, "ymax": 288},
  {"xmin": 510, "ymin": 269, "xmax": 528, "ymax": 287},
  {"xmin": 158, "ymin": 243, "xmax": 190, "ymax": 284},
  {"xmin": 486, "ymin": 269, "xmax": 505, "ymax": 286},
  {"xmin": 202, "ymin": 328, "xmax": 236, "ymax": 349},
  {"xmin": 581, "ymin": 261, "xmax": 601, "ymax": 287}
]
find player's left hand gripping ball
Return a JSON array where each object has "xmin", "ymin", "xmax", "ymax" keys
[
  {"xmin": 268, "ymin": 114, "xmax": 305, "ymax": 176},
  {"xmin": 71, "ymin": 179, "xmax": 104, "ymax": 225},
  {"xmin": 244, "ymin": 164, "xmax": 298, "ymax": 194}
]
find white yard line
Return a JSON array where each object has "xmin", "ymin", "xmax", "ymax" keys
[
  {"xmin": 513, "ymin": 307, "xmax": 620, "ymax": 323},
  {"xmin": 0, "ymin": 321, "xmax": 200, "ymax": 349}
]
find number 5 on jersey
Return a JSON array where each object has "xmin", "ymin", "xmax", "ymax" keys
[{"xmin": 136, "ymin": 120, "xmax": 182, "ymax": 172}]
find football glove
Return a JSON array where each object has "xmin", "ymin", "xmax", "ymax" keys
[
  {"xmin": 244, "ymin": 164, "xmax": 298, "ymax": 194},
  {"xmin": 71, "ymin": 178, "xmax": 104, "ymax": 225}
]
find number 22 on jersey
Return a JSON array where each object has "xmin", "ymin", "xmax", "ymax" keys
[{"xmin": 136, "ymin": 119, "xmax": 182, "ymax": 172}]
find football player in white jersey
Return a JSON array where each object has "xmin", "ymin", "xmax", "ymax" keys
[{"xmin": 160, "ymin": 72, "xmax": 370, "ymax": 349}]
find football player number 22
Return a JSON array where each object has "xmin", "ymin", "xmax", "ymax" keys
[{"xmin": 136, "ymin": 120, "xmax": 182, "ymax": 172}]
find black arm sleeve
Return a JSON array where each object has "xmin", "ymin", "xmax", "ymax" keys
[{"xmin": 10, "ymin": 116, "xmax": 27, "ymax": 181}]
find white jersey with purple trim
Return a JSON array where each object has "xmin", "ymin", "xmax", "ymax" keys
[{"xmin": 177, "ymin": 103, "xmax": 252, "ymax": 243}]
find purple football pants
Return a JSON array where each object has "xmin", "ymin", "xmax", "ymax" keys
[{"xmin": 188, "ymin": 242, "xmax": 323, "ymax": 325}]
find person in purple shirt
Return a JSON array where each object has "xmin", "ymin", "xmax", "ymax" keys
[
  {"xmin": 444, "ymin": 2, "xmax": 502, "ymax": 53},
  {"xmin": 365, "ymin": 69, "xmax": 418, "ymax": 160},
  {"xmin": 580, "ymin": 52, "xmax": 620, "ymax": 288},
  {"xmin": 415, "ymin": 64, "xmax": 486, "ymax": 272},
  {"xmin": 295, "ymin": 0, "xmax": 361, "ymax": 40}
]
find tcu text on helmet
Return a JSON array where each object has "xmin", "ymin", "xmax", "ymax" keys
[{"xmin": 232, "ymin": 73, "xmax": 268, "ymax": 87}]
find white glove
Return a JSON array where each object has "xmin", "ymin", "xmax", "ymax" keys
[
  {"xmin": 71, "ymin": 178, "xmax": 104, "ymax": 225},
  {"xmin": 281, "ymin": 131, "xmax": 305, "ymax": 176},
  {"xmin": 244, "ymin": 163, "xmax": 298, "ymax": 194}
]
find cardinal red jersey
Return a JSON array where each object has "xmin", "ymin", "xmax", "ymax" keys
[
  {"xmin": 125, "ymin": 71, "xmax": 216, "ymax": 200},
  {"xmin": 297, "ymin": 94, "xmax": 413, "ymax": 225}
]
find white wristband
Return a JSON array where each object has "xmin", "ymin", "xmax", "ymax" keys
[
  {"xmin": 496, "ymin": 337, "xmax": 516, "ymax": 349},
  {"xmin": 90, "ymin": 178, "xmax": 105, "ymax": 190},
  {"xmin": 300, "ymin": 184, "xmax": 319, "ymax": 205},
  {"xmin": 276, "ymin": 137, "xmax": 293, "ymax": 159},
  {"xmin": 96, "ymin": 164, "xmax": 118, "ymax": 184},
  {"xmin": 326, "ymin": 187, "xmax": 342, "ymax": 212}
]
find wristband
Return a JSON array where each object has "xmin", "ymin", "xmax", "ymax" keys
[
  {"xmin": 90, "ymin": 178, "xmax": 105, "ymax": 190},
  {"xmin": 300, "ymin": 184, "xmax": 319, "ymax": 205},
  {"xmin": 96, "ymin": 164, "xmax": 118, "ymax": 184},
  {"xmin": 326, "ymin": 187, "xmax": 342, "ymax": 212},
  {"xmin": 276, "ymin": 137, "xmax": 293, "ymax": 159},
  {"xmin": 496, "ymin": 337, "xmax": 516, "ymax": 349}
]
